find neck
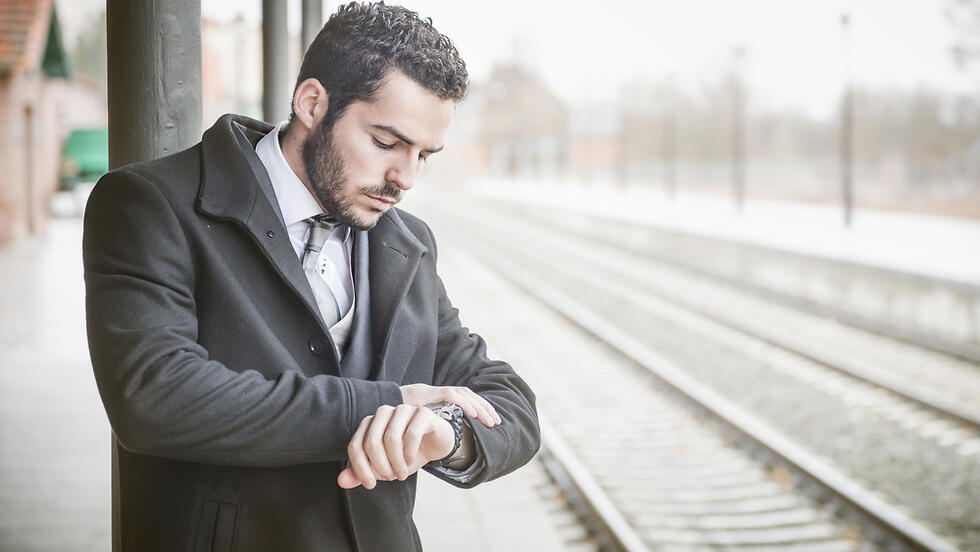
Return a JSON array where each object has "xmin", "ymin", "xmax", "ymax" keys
[{"xmin": 279, "ymin": 122, "xmax": 326, "ymax": 212}]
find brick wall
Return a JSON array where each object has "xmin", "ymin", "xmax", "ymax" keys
[{"xmin": 0, "ymin": 72, "xmax": 65, "ymax": 245}]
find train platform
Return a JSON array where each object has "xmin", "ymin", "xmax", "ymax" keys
[
  {"xmin": 464, "ymin": 178, "xmax": 980, "ymax": 287},
  {"xmin": 0, "ymin": 216, "xmax": 582, "ymax": 551}
]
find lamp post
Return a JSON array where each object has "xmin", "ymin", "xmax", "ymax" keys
[
  {"xmin": 731, "ymin": 46, "xmax": 746, "ymax": 211},
  {"xmin": 663, "ymin": 82, "xmax": 677, "ymax": 198},
  {"xmin": 840, "ymin": 13, "xmax": 854, "ymax": 227}
]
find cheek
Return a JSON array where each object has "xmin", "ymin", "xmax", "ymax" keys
[{"xmin": 344, "ymin": 145, "xmax": 385, "ymax": 184}]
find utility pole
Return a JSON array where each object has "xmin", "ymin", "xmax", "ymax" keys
[
  {"xmin": 263, "ymin": 0, "xmax": 290, "ymax": 123},
  {"xmin": 840, "ymin": 13, "xmax": 854, "ymax": 227},
  {"xmin": 731, "ymin": 46, "xmax": 746, "ymax": 211},
  {"xmin": 663, "ymin": 85, "xmax": 678, "ymax": 197}
]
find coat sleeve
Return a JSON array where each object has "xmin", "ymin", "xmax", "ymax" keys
[
  {"xmin": 83, "ymin": 168, "xmax": 402, "ymax": 468},
  {"xmin": 417, "ymin": 222, "xmax": 541, "ymax": 487}
]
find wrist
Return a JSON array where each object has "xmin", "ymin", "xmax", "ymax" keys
[
  {"xmin": 428, "ymin": 402, "xmax": 463, "ymax": 466},
  {"xmin": 434, "ymin": 417, "xmax": 455, "ymax": 458}
]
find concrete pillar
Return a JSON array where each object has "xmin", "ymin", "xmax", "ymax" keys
[
  {"xmin": 106, "ymin": 0, "xmax": 202, "ymax": 170},
  {"xmin": 263, "ymin": 0, "xmax": 290, "ymax": 123},
  {"xmin": 105, "ymin": 2, "xmax": 202, "ymax": 549},
  {"xmin": 302, "ymin": 0, "xmax": 324, "ymax": 52}
]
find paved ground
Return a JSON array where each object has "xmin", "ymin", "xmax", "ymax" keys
[
  {"xmin": 415, "ymin": 462, "xmax": 575, "ymax": 551},
  {"xmin": 0, "ymin": 217, "xmax": 110, "ymax": 552},
  {"xmin": 0, "ymin": 214, "xmax": 574, "ymax": 551}
]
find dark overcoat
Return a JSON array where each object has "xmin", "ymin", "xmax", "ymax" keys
[{"xmin": 82, "ymin": 115, "xmax": 540, "ymax": 551}]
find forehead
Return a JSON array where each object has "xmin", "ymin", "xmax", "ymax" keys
[{"xmin": 344, "ymin": 71, "xmax": 455, "ymax": 146}]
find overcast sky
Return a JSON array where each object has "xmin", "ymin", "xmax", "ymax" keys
[{"xmin": 57, "ymin": 0, "xmax": 976, "ymax": 118}]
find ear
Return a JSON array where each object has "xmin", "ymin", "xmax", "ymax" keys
[{"xmin": 292, "ymin": 78, "xmax": 329, "ymax": 130}]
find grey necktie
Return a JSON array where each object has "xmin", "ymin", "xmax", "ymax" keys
[{"xmin": 302, "ymin": 214, "xmax": 342, "ymax": 327}]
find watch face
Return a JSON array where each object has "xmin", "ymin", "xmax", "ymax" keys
[{"xmin": 436, "ymin": 403, "xmax": 463, "ymax": 421}]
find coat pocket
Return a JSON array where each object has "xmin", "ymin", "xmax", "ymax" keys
[{"xmin": 193, "ymin": 499, "xmax": 238, "ymax": 552}]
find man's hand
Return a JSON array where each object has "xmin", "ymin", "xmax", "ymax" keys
[
  {"xmin": 337, "ymin": 404, "xmax": 455, "ymax": 490},
  {"xmin": 400, "ymin": 383, "xmax": 502, "ymax": 428}
]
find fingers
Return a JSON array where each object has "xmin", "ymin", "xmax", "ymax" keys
[
  {"xmin": 361, "ymin": 406, "xmax": 396, "ymax": 483},
  {"xmin": 337, "ymin": 466, "xmax": 361, "ymax": 489},
  {"xmin": 398, "ymin": 383, "xmax": 502, "ymax": 428},
  {"xmin": 402, "ymin": 407, "xmax": 430, "ymax": 469},
  {"xmin": 383, "ymin": 405, "xmax": 417, "ymax": 480},
  {"xmin": 340, "ymin": 404, "xmax": 449, "ymax": 490},
  {"xmin": 450, "ymin": 387, "xmax": 501, "ymax": 428},
  {"xmin": 343, "ymin": 414, "xmax": 377, "ymax": 490}
]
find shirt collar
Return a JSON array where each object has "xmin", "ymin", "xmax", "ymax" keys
[{"xmin": 255, "ymin": 121, "xmax": 350, "ymax": 242}]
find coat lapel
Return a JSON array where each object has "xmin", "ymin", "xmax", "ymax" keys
[
  {"xmin": 340, "ymin": 230, "xmax": 373, "ymax": 380},
  {"xmin": 368, "ymin": 210, "xmax": 428, "ymax": 382},
  {"xmin": 195, "ymin": 115, "xmax": 334, "ymax": 352}
]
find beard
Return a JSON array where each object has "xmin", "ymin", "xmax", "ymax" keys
[{"xmin": 301, "ymin": 118, "xmax": 401, "ymax": 231}]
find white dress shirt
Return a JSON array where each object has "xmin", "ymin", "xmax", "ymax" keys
[{"xmin": 255, "ymin": 122, "xmax": 356, "ymax": 356}]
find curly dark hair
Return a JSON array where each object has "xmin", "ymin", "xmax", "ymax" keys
[{"xmin": 292, "ymin": 2, "xmax": 468, "ymax": 127}]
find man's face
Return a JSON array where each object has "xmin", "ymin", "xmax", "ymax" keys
[{"xmin": 301, "ymin": 70, "xmax": 455, "ymax": 230}]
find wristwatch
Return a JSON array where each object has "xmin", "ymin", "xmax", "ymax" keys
[{"xmin": 429, "ymin": 402, "xmax": 463, "ymax": 467}]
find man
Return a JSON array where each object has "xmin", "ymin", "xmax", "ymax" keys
[{"xmin": 82, "ymin": 3, "xmax": 540, "ymax": 550}]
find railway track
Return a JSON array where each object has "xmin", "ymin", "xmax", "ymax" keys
[
  {"xmin": 461, "ymin": 197, "xmax": 980, "ymax": 431},
  {"xmin": 414, "ymin": 196, "xmax": 977, "ymax": 551},
  {"xmin": 472, "ymin": 193, "xmax": 980, "ymax": 365}
]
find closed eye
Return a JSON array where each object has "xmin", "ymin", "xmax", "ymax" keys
[{"xmin": 372, "ymin": 137, "xmax": 395, "ymax": 150}]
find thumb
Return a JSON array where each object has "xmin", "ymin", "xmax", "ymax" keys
[{"xmin": 337, "ymin": 467, "xmax": 363, "ymax": 489}]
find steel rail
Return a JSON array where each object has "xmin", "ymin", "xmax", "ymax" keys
[{"xmin": 537, "ymin": 418, "xmax": 652, "ymax": 552}]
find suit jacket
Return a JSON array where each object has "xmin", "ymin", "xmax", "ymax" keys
[{"xmin": 82, "ymin": 114, "xmax": 540, "ymax": 551}]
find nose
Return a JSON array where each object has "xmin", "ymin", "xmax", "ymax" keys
[{"xmin": 386, "ymin": 156, "xmax": 419, "ymax": 191}]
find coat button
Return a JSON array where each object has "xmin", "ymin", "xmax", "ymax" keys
[
  {"xmin": 308, "ymin": 337, "xmax": 326, "ymax": 356},
  {"xmin": 266, "ymin": 230, "xmax": 276, "ymax": 238}
]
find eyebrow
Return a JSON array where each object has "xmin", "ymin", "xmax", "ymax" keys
[{"xmin": 370, "ymin": 124, "xmax": 444, "ymax": 154}]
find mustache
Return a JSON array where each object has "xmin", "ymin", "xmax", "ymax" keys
[{"xmin": 363, "ymin": 183, "xmax": 402, "ymax": 203}]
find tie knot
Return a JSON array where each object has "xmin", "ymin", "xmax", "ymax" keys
[
  {"xmin": 304, "ymin": 214, "xmax": 340, "ymax": 255},
  {"xmin": 309, "ymin": 214, "xmax": 339, "ymax": 229}
]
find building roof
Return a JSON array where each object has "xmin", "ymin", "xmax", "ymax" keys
[{"xmin": 0, "ymin": 0, "xmax": 67, "ymax": 78}]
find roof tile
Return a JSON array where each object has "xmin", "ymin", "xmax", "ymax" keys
[{"xmin": 0, "ymin": 0, "xmax": 53, "ymax": 76}]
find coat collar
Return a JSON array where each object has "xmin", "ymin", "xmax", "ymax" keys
[{"xmin": 197, "ymin": 114, "xmax": 278, "ymax": 224}]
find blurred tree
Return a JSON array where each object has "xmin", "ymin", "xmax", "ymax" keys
[
  {"xmin": 847, "ymin": 86, "xmax": 979, "ymax": 213},
  {"xmin": 947, "ymin": 0, "xmax": 980, "ymax": 69}
]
